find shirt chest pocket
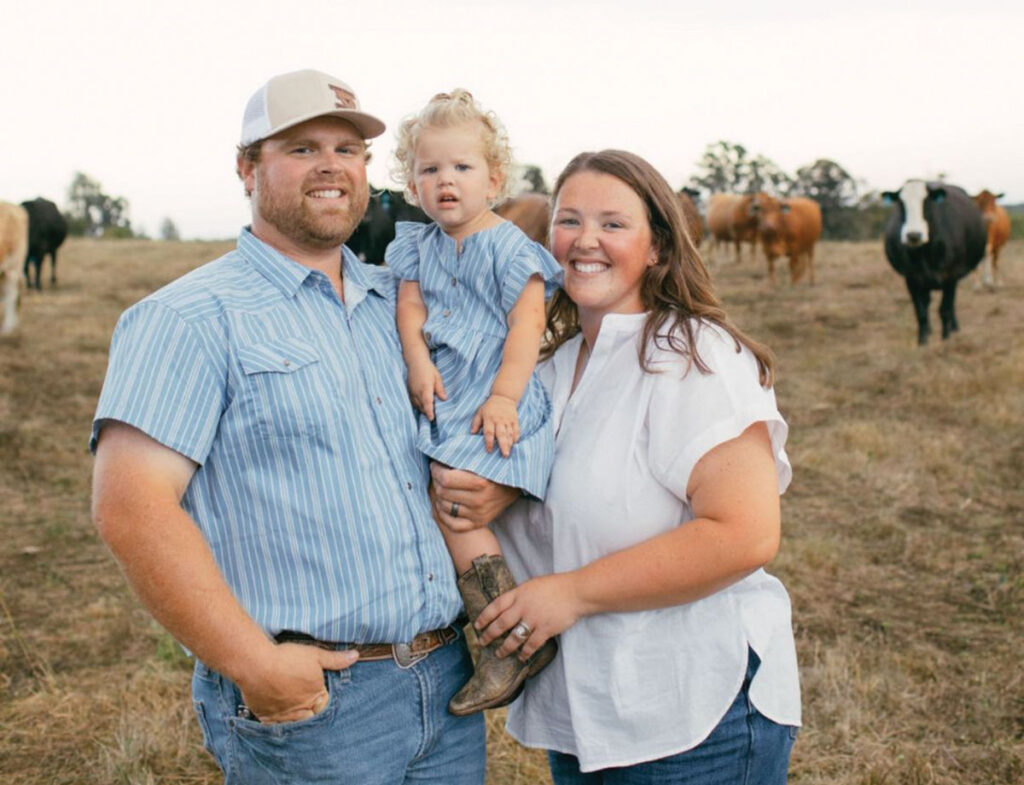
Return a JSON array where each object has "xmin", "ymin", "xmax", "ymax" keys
[{"xmin": 237, "ymin": 337, "xmax": 336, "ymax": 441}]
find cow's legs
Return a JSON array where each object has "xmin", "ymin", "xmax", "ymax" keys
[
  {"xmin": 23, "ymin": 256, "xmax": 40, "ymax": 290},
  {"xmin": 1, "ymin": 269, "xmax": 20, "ymax": 334},
  {"xmin": 767, "ymin": 254, "xmax": 777, "ymax": 287},
  {"xmin": 49, "ymin": 250, "xmax": 58, "ymax": 287},
  {"xmin": 788, "ymin": 252, "xmax": 800, "ymax": 284},
  {"xmin": 906, "ymin": 279, "xmax": 931, "ymax": 345},
  {"xmin": 991, "ymin": 245, "xmax": 1001, "ymax": 287},
  {"xmin": 974, "ymin": 253, "xmax": 994, "ymax": 289},
  {"xmin": 939, "ymin": 282, "xmax": 959, "ymax": 338}
]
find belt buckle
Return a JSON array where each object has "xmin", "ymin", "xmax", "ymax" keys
[{"xmin": 393, "ymin": 642, "xmax": 427, "ymax": 669}]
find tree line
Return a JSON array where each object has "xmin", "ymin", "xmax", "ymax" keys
[
  {"xmin": 59, "ymin": 157, "xmax": 1022, "ymax": 244},
  {"xmin": 686, "ymin": 141, "xmax": 892, "ymax": 241},
  {"xmin": 62, "ymin": 172, "xmax": 179, "ymax": 240}
]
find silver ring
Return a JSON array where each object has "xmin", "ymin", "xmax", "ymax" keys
[
  {"xmin": 450, "ymin": 501, "xmax": 460, "ymax": 517},
  {"xmin": 511, "ymin": 622, "xmax": 531, "ymax": 639}
]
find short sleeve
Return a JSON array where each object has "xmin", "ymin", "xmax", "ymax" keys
[
  {"xmin": 647, "ymin": 324, "xmax": 791, "ymax": 500},
  {"xmin": 384, "ymin": 221, "xmax": 427, "ymax": 281},
  {"xmin": 499, "ymin": 240, "xmax": 563, "ymax": 314},
  {"xmin": 90, "ymin": 300, "xmax": 226, "ymax": 465}
]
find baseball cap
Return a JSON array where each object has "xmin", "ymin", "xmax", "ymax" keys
[{"xmin": 240, "ymin": 69, "xmax": 386, "ymax": 146}]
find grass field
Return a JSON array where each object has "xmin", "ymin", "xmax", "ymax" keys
[{"xmin": 1, "ymin": 237, "xmax": 1021, "ymax": 784}]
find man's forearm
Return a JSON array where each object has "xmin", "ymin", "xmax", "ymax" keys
[
  {"xmin": 96, "ymin": 500, "xmax": 275, "ymax": 684},
  {"xmin": 92, "ymin": 426, "xmax": 275, "ymax": 686}
]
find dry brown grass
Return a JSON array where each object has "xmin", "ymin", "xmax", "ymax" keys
[{"xmin": 1, "ymin": 238, "xmax": 1021, "ymax": 783}]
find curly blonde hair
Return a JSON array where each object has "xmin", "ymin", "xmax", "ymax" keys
[{"xmin": 391, "ymin": 89, "xmax": 514, "ymax": 204}]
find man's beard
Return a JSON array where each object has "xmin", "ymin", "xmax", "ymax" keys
[{"xmin": 256, "ymin": 175, "xmax": 369, "ymax": 250}]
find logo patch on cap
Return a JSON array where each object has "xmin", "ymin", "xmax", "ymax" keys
[{"xmin": 330, "ymin": 85, "xmax": 356, "ymax": 109}]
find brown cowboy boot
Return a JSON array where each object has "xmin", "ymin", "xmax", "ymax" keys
[{"xmin": 448, "ymin": 554, "xmax": 558, "ymax": 716}]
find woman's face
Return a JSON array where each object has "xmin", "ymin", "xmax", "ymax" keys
[{"xmin": 551, "ymin": 170, "xmax": 656, "ymax": 321}]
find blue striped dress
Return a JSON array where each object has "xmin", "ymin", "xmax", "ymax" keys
[{"xmin": 385, "ymin": 221, "xmax": 562, "ymax": 499}]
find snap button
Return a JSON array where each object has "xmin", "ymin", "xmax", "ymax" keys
[
  {"xmin": 443, "ymin": 309, "xmax": 451, "ymax": 318},
  {"xmin": 451, "ymin": 276, "xmax": 457, "ymax": 286},
  {"xmin": 283, "ymin": 359, "xmax": 291, "ymax": 367}
]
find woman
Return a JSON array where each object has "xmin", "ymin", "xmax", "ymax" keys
[{"xmin": 435, "ymin": 150, "xmax": 800, "ymax": 783}]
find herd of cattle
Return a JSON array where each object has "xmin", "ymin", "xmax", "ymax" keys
[
  {"xmin": 0, "ymin": 183, "xmax": 1012, "ymax": 344},
  {"xmin": 0, "ymin": 198, "xmax": 67, "ymax": 333}
]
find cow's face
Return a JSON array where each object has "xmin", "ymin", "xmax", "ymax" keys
[
  {"xmin": 749, "ymin": 194, "xmax": 786, "ymax": 253},
  {"xmin": 884, "ymin": 180, "xmax": 945, "ymax": 247},
  {"xmin": 973, "ymin": 189, "xmax": 1003, "ymax": 226}
]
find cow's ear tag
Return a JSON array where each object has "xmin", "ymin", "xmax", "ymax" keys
[
  {"xmin": 933, "ymin": 192, "xmax": 945, "ymax": 203},
  {"xmin": 881, "ymin": 192, "xmax": 896, "ymax": 205}
]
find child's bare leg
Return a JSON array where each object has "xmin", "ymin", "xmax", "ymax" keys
[{"xmin": 440, "ymin": 525, "xmax": 502, "ymax": 576}]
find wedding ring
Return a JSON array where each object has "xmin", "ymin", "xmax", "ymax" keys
[
  {"xmin": 511, "ymin": 622, "xmax": 531, "ymax": 639},
  {"xmin": 450, "ymin": 501, "xmax": 460, "ymax": 517}
]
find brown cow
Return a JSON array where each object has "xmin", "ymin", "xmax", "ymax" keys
[
  {"xmin": 678, "ymin": 188, "xmax": 704, "ymax": 248},
  {"xmin": 972, "ymin": 189, "xmax": 1011, "ymax": 289},
  {"xmin": 495, "ymin": 192, "xmax": 550, "ymax": 245},
  {"xmin": 0, "ymin": 201, "xmax": 29, "ymax": 334},
  {"xmin": 750, "ymin": 194, "xmax": 822, "ymax": 287},
  {"xmin": 705, "ymin": 193, "xmax": 758, "ymax": 263}
]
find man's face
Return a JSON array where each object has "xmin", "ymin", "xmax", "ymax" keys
[{"xmin": 240, "ymin": 116, "xmax": 370, "ymax": 252}]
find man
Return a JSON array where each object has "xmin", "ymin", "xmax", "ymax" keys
[{"xmin": 91, "ymin": 69, "xmax": 512, "ymax": 784}]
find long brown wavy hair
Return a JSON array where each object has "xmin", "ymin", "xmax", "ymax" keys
[{"xmin": 544, "ymin": 150, "xmax": 775, "ymax": 387}]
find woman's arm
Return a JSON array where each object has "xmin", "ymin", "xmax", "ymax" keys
[
  {"xmin": 476, "ymin": 422, "xmax": 781, "ymax": 660},
  {"xmin": 396, "ymin": 280, "xmax": 446, "ymax": 420},
  {"xmin": 471, "ymin": 276, "xmax": 547, "ymax": 455}
]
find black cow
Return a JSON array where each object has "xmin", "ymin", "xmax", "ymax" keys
[
  {"xmin": 346, "ymin": 189, "xmax": 429, "ymax": 265},
  {"xmin": 882, "ymin": 180, "xmax": 986, "ymax": 345},
  {"xmin": 21, "ymin": 197, "xmax": 68, "ymax": 289}
]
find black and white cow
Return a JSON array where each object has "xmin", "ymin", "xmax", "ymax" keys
[
  {"xmin": 346, "ymin": 189, "xmax": 429, "ymax": 265},
  {"xmin": 882, "ymin": 180, "xmax": 986, "ymax": 345},
  {"xmin": 21, "ymin": 197, "xmax": 68, "ymax": 289}
]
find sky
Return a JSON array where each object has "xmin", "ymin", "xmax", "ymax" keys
[{"xmin": 4, "ymin": 0, "xmax": 1022, "ymax": 239}]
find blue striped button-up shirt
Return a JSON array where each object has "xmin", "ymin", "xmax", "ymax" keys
[{"xmin": 91, "ymin": 229, "xmax": 462, "ymax": 644}]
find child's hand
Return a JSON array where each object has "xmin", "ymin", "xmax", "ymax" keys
[
  {"xmin": 408, "ymin": 359, "xmax": 447, "ymax": 421},
  {"xmin": 471, "ymin": 394, "xmax": 520, "ymax": 457}
]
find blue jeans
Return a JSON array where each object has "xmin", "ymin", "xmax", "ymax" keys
[
  {"xmin": 547, "ymin": 650, "xmax": 798, "ymax": 785},
  {"xmin": 191, "ymin": 631, "xmax": 485, "ymax": 784}
]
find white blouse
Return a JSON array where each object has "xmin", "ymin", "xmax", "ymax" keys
[{"xmin": 492, "ymin": 313, "xmax": 801, "ymax": 772}]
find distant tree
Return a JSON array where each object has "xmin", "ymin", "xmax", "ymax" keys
[
  {"xmin": 746, "ymin": 154, "xmax": 793, "ymax": 196},
  {"xmin": 517, "ymin": 164, "xmax": 549, "ymax": 195},
  {"xmin": 850, "ymin": 191, "xmax": 894, "ymax": 240},
  {"xmin": 790, "ymin": 159, "xmax": 860, "ymax": 238},
  {"xmin": 65, "ymin": 172, "xmax": 133, "ymax": 237},
  {"xmin": 160, "ymin": 217, "xmax": 181, "ymax": 241},
  {"xmin": 689, "ymin": 141, "xmax": 748, "ymax": 194},
  {"xmin": 689, "ymin": 141, "xmax": 791, "ymax": 195}
]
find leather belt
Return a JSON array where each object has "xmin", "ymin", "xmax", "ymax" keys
[{"xmin": 274, "ymin": 626, "xmax": 458, "ymax": 668}]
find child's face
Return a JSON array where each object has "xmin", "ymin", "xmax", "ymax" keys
[{"xmin": 410, "ymin": 122, "xmax": 501, "ymax": 240}]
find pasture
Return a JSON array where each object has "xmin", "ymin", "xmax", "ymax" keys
[{"xmin": 1, "ymin": 237, "xmax": 1021, "ymax": 784}]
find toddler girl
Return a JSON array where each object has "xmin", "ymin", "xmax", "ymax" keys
[{"xmin": 386, "ymin": 90, "xmax": 560, "ymax": 715}]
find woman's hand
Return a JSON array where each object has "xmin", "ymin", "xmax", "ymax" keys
[
  {"xmin": 407, "ymin": 359, "xmax": 446, "ymax": 421},
  {"xmin": 471, "ymin": 394, "xmax": 520, "ymax": 457},
  {"xmin": 474, "ymin": 573, "xmax": 584, "ymax": 661},
  {"xmin": 430, "ymin": 464, "xmax": 520, "ymax": 532}
]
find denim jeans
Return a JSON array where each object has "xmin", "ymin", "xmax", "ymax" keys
[
  {"xmin": 547, "ymin": 650, "xmax": 798, "ymax": 785},
  {"xmin": 191, "ymin": 631, "xmax": 485, "ymax": 784}
]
